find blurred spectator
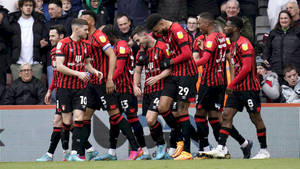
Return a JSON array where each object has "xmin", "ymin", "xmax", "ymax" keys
[
  {"xmin": 79, "ymin": 0, "xmax": 108, "ymax": 28},
  {"xmin": 186, "ymin": 16, "xmax": 201, "ymax": 42},
  {"xmin": 157, "ymin": 0, "xmax": 187, "ymax": 22},
  {"xmin": 267, "ymin": 0, "xmax": 296, "ymax": 29},
  {"xmin": 35, "ymin": 0, "xmax": 44, "ymax": 14},
  {"xmin": 215, "ymin": 0, "xmax": 254, "ymax": 43},
  {"xmin": 0, "ymin": 0, "xmax": 19, "ymax": 12},
  {"xmin": 0, "ymin": 5, "xmax": 9, "ymax": 86},
  {"xmin": 3, "ymin": 63, "xmax": 47, "ymax": 105},
  {"xmin": 257, "ymin": 56, "xmax": 280, "ymax": 103},
  {"xmin": 8, "ymin": 0, "xmax": 46, "ymax": 81},
  {"xmin": 61, "ymin": 0, "xmax": 77, "ymax": 18},
  {"xmin": 220, "ymin": 1, "xmax": 227, "ymax": 14},
  {"xmin": 286, "ymin": 1, "xmax": 300, "ymax": 26},
  {"xmin": 263, "ymin": 10, "xmax": 300, "ymax": 83},
  {"xmin": 281, "ymin": 64, "xmax": 300, "ymax": 103},
  {"xmin": 187, "ymin": 0, "xmax": 220, "ymax": 18},
  {"xmin": 70, "ymin": 0, "xmax": 82, "ymax": 13},
  {"xmin": 117, "ymin": 0, "xmax": 149, "ymax": 26},
  {"xmin": 0, "ymin": 83, "xmax": 5, "ymax": 105},
  {"xmin": 239, "ymin": 0, "xmax": 258, "ymax": 34},
  {"xmin": 101, "ymin": 0, "xmax": 116, "ymax": 24}
]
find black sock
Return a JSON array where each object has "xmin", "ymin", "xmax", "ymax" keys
[
  {"xmin": 257, "ymin": 128, "xmax": 267, "ymax": 149},
  {"xmin": 208, "ymin": 117, "xmax": 221, "ymax": 142},
  {"xmin": 150, "ymin": 121, "xmax": 165, "ymax": 145},
  {"xmin": 194, "ymin": 115, "xmax": 209, "ymax": 151},
  {"xmin": 190, "ymin": 125, "xmax": 199, "ymax": 142},
  {"xmin": 48, "ymin": 127, "xmax": 61, "ymax": 154},
  {"xmin": 110, "ymin": 114, "xmax": 139, "ymax": 151},
  {"xmin": 83, "ymin": 120, "xmax": 92, "ymax": 150},
  {"xmin": 161, "ymin": 110, "xmax": 183, "ymax": 142},
  {"xmin": 61, "ymin": 123, "xmax": 71, "ymax": 151},
  {"xmin": 72, "ymin": 121, "xmax": 84, "ymax": 154},
  {"xmin": 109, "ymin": 121, "xmax": 120, "ymax": 149},
  {"xmin": 230, "ymin": 125, "xmax": 246, "ymax": 145},
  {"xmin": 219, "ymin": 127, "xmax": 231, "ymax": 146},
  {"xmin": 176, "ymin": 114, "xmax": 191, "ymax": 153},
  {"xmin": 128, "ymin": 117, "xmax": 146, "ymax": 148}
]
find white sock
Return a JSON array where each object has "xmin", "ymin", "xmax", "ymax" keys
[
  {"xmin": 168, "ymin": 148, "xmax": 176, "ymax": 156},
  {"xmin": 142, "ymin": 147, "xmax": 149, "ymax": 155},
  {"xmin": 241, "ymin": 140, "xmax": 248, "ymax": 148},
  {"xmin": 46, "ymin": 152, "xmax": 53, "ymax": 158},
  {"xmin": 108, "ymin": 149, "xmax": 116, "ymax": 156},
  {"xmin": 70, "ymin": 150, "xmax": 77, "ymax": 155},
  {"xmin": 87, "ymin": 147, "xmax": 95, "ymax": 152}
]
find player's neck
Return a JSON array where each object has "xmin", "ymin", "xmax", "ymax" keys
[
  {"xmin": 231, "ymin": 32, "xmax": 240, "ymax": 42},
  {"xmin": 89, "ymin": 26, "xmax": 96, "ymax": 36},
  {"xmin": 207, "ymin": 26, "xmax": 215, "ymax": 35},
  {"xmin": 147, "ymin": 37, "xmax": 156, "ymax": 48},
  {"xmin": 70, "ymin": 34, "xmax": 81, "ymax": 42}
]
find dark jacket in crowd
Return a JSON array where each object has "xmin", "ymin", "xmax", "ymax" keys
[
  {"xmin": 157, "ymin": 0, "xmax": 187, "ymax": 22},
  {"xmin": 187, "ymin": 0, "xmax": 220, "ymax": 17},
  {"xmin": 0, "ymin": 83, "xmax": 5, "ymax": 105},
  {"xmin": 187, "ymin": 29, "xmax": 201, "ymax": 43},
  {"xmin": 81, "ymin": 0, "xmax": 109, "ymax": 29},
  {"xmin": 3, "ymin": 77, "xmax": 47, "ymax": 105},
  {"xmin": 0, "ymin": 5, "xmax": 10, "ymax": 85},
  {"xmin": 7, "ymin": 11, "xmax": 46, "ymax": 65},
  {"xmin": 263, "ymin": 26, "xmax": 300, "ymax": 76}
]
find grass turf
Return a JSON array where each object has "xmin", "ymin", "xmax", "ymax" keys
[{"xmin": 0, "ymin": 159, "xmax": 300, "ymax": 169}]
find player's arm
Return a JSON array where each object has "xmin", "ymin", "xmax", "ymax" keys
[
  {"xmin": 133, "ymin": 65, "xmax": 142, "ymax": 97},
  {"xmin": 45, "ymin": 74, "xmax": 56, "ymax": 104},
  {"xmin": 226, "ymin": 52, "xmax": 235, "ymax": 82},
  {"xmin": 113, "ymin": 46, "xmax": 128, "ymax": 81},
  {"xmin": 104, "ymin": 47, "xmax": 117, "ymax": 94},
  {"xmin": 85, "ymin": 58, "xmax": 103, "ymax": 80},
  {"xmin": 146, "ymin": 68, "xmax": 171, "ymax": 86}
]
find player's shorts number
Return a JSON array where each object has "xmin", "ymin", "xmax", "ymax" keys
[
  {"xmin": 153, "ymin": 97, "xmax": 160, "ymax": 107},
  {"xmin": 247, "ymin": 99, "xmax": 254, "ymax": 108},
  {"xmin": 56, "ymin": 100, "xmax": 59, "ymax": 109},
  {"xmin": 100, "ymin": 96, "xmax": 107, "ymax": 106},
  {"xmin": 121, "ymin": 99, "xmax": 129, "ymax": 111},
  {"xmin": 80, "ymin": 96, "xmax": 87, "ymax": 105},
  {"xmin": 178, "ymin": 86, "xmax": 189, "ymax": 96}
]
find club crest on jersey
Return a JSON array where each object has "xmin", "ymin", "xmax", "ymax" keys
[
  {"xmin": 61, "ymin": 105, "xmax": 66, "ymax": 111},
  {"xmin": 166, "ymin": 49, "xmax": 170, "ymax": 56},
  {"xmin": 99, "ymin": 35, "xmax": 106, "ymax": 43},
  {"xmin": 242, "ymin": 43, "xmax": 248, "ymax": 51},
  {"xmin": 177, "ymin": 31, "xmax": 183, "ymax": 39},
  {"xmin": 120, "ymin": 47, "xmax": 125, "ymax": 54},
  {"xmin": 226, "ymin": 38, "xmax": 231, "ymax": 45},
  {"xmin": 206, "ymin": 41, "xmax": 213, "ymax": 48}
]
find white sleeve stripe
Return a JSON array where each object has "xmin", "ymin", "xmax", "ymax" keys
[{"xmin": 102, "ymin": 43, "xmax": 112, "ymax": 51}]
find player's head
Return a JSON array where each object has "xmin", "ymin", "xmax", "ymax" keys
[
  {"xmin": 102, "ymin": 24, "xmax": 119, "ymax": 43},
  {"xmin": 146, "ymin": 13, "xmax": 168, "ymax": 35},
  {"xmin": 198, "ymin": 12, "xmax": 215, "ymax": 34},
  {"xmin": 19, "ymin": 63, "xmax": 33, "ymax": 82},
  {"xmin": 80, "ymin": 10, "xmax": 97, "ymax": 28},
  {"xmin": 49, "ymin": 24, "xmax": 67, "ymax": 47},
  {"xmin": 131, "ymin": 25, "xmax": 149, "ymax": 49},
  {"xmin": 283, "ymin": 64, "xmax": 298, "ymax": 87},
  {"xmin": 224, "ymin": 16, "xmax": 243, "ymax": 37},
  {"xmin": 71, "ymin": 18, "xmax": 89, "ymax": 39}
]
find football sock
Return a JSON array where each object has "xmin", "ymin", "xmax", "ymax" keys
[
  {"xmin": 208, "ymin": 117, "xmax": 221, "ymax": 142},
  {"xmin": 48, "ymin": 127, "xmax": 61, "ymax": 154},
  {"xmin": 79, "ymin": 120, "xmax": 92, "ymax": 156},
  {"xmin": 128, "ymin": 117, "xmax": 146, "ymax": 148},
  {"xmin": 194, "ymin": 115, "xmax": 209, "ymax": 151},
  {"xmin": 219, "ymin": 127, "xmax": 231, "ymax": 146},
  {"xmin": 257, "ymin": 128, "xmax": 267, "ymax": 149},
  {"xmin": 109, "ymin": 117, "xmax": 120, "ymax": 149},
  {"xmin": 160, "ymin": 110, "xmax": 183, "ymax": 141},
  {"xmin": 150, "ymin": 121, "xmax": 165, "ymax": 145},
  {"xmin": 190, "ymin": 125, "xmax": 199, "ymax": 142},
  {"xmin": 61, "ymin": 123, "xmax": 71, "ymax": 150},
  {"xmin": 230, "ymin": 125, "xmax": 246, "ymax": 145},
  {"xmin": 176, "ymin": 114, "xmax": 191, "ymax": 153},
  {"xmin": 72, "ymin": 121, "xmax": 84, "ymax": 154}
]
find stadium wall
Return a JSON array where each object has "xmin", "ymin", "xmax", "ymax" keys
[{"xmin": 0, "ymin": 104, "xmax": 299, "ymax": 161}]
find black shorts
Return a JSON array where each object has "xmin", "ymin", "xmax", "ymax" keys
[
  {"xmin": 117, "ymin": 93, "xmax": 138, "ymax": 115},
  {"xmin": 161, "ymin": 76, "xmax": 197, "ymax": 103},
  {"xmin": 56, "ymin": 88, "xmax": 87, "ymax": 113},
  {"xmin": 225, "ymin": 91, "xmax": 261, "ymax": 113},
  {"xmin": 142, "ymin": 91, "xmax": 177, "ymax": 116},
  {"xmin": 55, "ymin": 99, "xmax": 62, "ymax": 115},
  {"xmin": 86, "ymin": 83, "xmax": 119, "ymax": 111},
  {"xmin": 196, "ymin": 85, "xmax": 226, "ymax": 112}
]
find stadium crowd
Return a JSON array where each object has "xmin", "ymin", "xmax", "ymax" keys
[{"xmin": 0, "ymin": 0, "xmax": 300, "ymax": 161}]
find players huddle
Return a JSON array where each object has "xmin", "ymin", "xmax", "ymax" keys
[{"xmin": 36, "ymin": 12, "xmax": 270, "ymax": 162}]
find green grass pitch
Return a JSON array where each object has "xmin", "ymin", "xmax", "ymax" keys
[{"xmin": 1, "ymin": 159, "xmax": 300, "ymax": 169}]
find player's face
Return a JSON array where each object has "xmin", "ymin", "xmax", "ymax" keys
[
  {"xmin": 117, "ymin": 16, "xmax": 131, "ymax": 34},
  {"xmin": 20, "ymin": 1, "xmax": 33, "ymax": 17},
  {"xmin": 224, "ymin": 21, "xmax": 234, "ymax": 37},
  {"xmin": 226, "ymin": 1, "xmax": 240, "ymax": 17},
  {"xmin": 284, "ymin": 69, "xmax": 298, "ymax": 87},
  {"xmin": 79, "ymin": 25, "xmax": 89, "ymax": 39},
  {"xmin": 152, "ymin": 22, "xmax": 168, "ymax": 36},
  {"xmin": 279, "ymin": 13, "xmax": 292, "ymax": 29},
  {"xmin": 133, "ymin": 33, "xmax": 147, "ymax": 49},
  {"xmin": 19, "ymin": 64, "xmax": 33, "ymax": 82},
  {"xmin": 81, "ymin": 14, "xmax": 95, "ymax": 27},
  {"xmin": 49, "ymin": 29, "xmax": 60, "ymax": 47},
  {"xmin": 257, "ymin": 65, "xmax": 267, "ymax": 76},
  {"xmin": 198, "ymin": 17, "xmax": 208, "ymax": 34}
]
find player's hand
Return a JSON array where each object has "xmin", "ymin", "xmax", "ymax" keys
[
  {"xmin": 146, "ymin": 76, "xmax": 159, "ymax": 86},
  {"xmin": 264, "ymin": 60, "xmax": 270, "ymax": 67},
  {"xmin": 94, "ymin": 71, "xmax": 103, "ymax": 81},
  {"xmin": 106, "ymin": 79, "xmax": 114, "ymax": 94},
  {"xmin": 160, "ymin": 58, "xmax": 172, "ymax": 70},
  {"xmin": 196, "ymin": 39, "xmax": 204, "ymax": 50},
  {"xmin": 44, "ymin": 90, "xmax": 52, "ymax": 105},
  {"xmin": 133, "ymin": 85, "xmax": 142, "ymax": 97},
  {"xmin": 225, "ymin": 87, "xmax": 233, "ymax": 95},
  {"xmin": 77, "ymin": 72, "xmax": 90, "ymax": 83}
]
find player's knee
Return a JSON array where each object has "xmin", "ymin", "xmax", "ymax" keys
[
  {"xmin": 146, "ymin": 114, "xmax": 156, "ymax": 127},
  {"xmin": 177, "ymin": 101, "xmax": 189, "ymax": 113},
  {"xmin": 158, "ymin": 103, "xmax": 168, "ymax": 113},
  {"xmin": 53, "ymin": 118, "xmax": 62, "ymax": 127}
]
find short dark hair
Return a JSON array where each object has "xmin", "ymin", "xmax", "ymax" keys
[
  {"xmin": 49, "ymin": 0, "xmax": 62, "ymax": 8},
  {"xmin": 116, "ymin": 13, "xmax": 130, "ymax": 21},
  {"xmin": 71, "ymin": 18, "xmax": 88, "ymax": 27},
  {"xmin": 146, "ymin": 13, "xmax": 162, "ymax": 30},
  {"xmin": 81, "ymin": 10, "xmax": 97, "ymax": 22},
  {"xmin": 283, "ymin": 64, "xmax": 297, "ymax": 76},
  {"xmin": 228, "ymin": 16, "xmax": 244, "ymax": 30},
  {"xmin": 50, "ymin": 24, "xmax": 67, "ymax": 36},
  {"xmin": 131, "ymin": 25, "xmax": 147, "ymax": 39},
  {"xmin": 102, "ymin": 24, "xmax": 119, "ymax": 40},
  {"xmin": 199, "ymin": 12, "xmax": 215, "ymax": 22},
  {"xmin": 19, "ymin": 0, "xmax": 36, "ymax": 9}
]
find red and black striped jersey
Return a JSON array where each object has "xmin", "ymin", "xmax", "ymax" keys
[
  {"xmin": 56, "ymin": 37, "xmax": 91, "ymax": 89},
  {"xmin": 49, "ymin": 47, "xmax": 59, "ymax": 91},
  {"xmin": 161, "ymin": 22, "xmax": 198, "ymax": 77},
  {"xmin": 228, "ymin": 36, "xmax": 260, "ymax": 91},
  {"xmin": 193, "ymin": 32, "xmax": 227, "ymax": 87},
  {"xmin": 136, "ymin": 41, "xmax": 171, "ymax": 94},
  {"xmin": 88, "ymin": 30, "xmax": 112, "ymax": 85},
  {"xmin": 113, "ymin": 40, "xmax": 135, "ymax": 94}
]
